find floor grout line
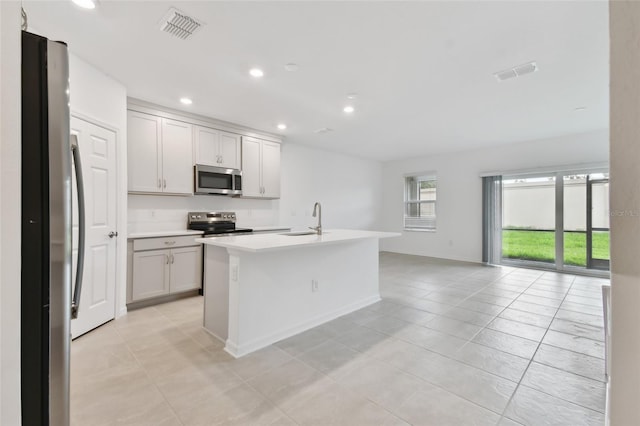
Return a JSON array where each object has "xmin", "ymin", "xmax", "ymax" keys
[
  {"xmin": 494, "ymin": 272, "xmax": 606, "ymax": 423},
  {"xmin": 71, "ymin": 256, "xmax": 607, "ymax": 426}
]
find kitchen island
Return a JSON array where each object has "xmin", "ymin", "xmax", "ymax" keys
[{"xmin": 196, "ymin": 229, "xmax": 399, "ymax": 358}]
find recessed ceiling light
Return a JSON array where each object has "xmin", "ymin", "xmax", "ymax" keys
[
  {"xmin": 277, "ymin": 123, "xmax": 287, "ymax": 130},
  {"xmin": 71, "ymin": 0, "xmax": 96, "ymax": 9},
  {"xmin": 284, "ymin": 63, "xmax": 298, "ymax": 72},
  {"xmin": 249, "ymin": 68, "xmax": 264, "ymax": 78},
  {"xmin": 180, "ymin": 97, "xmax": 193, "ymax": 105},
  {"xmin": 343, "ymin": 106, "xmax": 355, "ymax": 113},
  {"xmin": 346, "ymin": 93, "xmax": 358, "ymax": 100}
]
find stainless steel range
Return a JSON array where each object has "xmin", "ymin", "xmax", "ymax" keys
[{"xmin": 187, "ymin": 211, "xmax": 253, "ymax": 237}]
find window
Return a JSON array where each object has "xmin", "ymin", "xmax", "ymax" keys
[{"xmin": 404, "ymin": 174, "xmax": 437, "ymax": 230}]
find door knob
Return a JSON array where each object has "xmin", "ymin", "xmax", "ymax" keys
[{"xmin": 108, "ymin": 231, "xmax": 118, "ymax": 238}]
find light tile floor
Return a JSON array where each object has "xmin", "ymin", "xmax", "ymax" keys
[{"xmin": 71, "ymin": 253, "xmax": 608, "ymax": 425}]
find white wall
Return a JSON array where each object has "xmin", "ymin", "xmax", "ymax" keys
[
  {"xmin": 380, "ymin": 129, "xmax": 609, "ymax": 262},
  {"xmin": 279, "ymin": 143, "xmax": 381, "ymax": 230},
  {"xmin": 609, "ymin": 1, "xmax": 640, "ymax": 423},
  {"xmin": 68, "ymin": 54, "xmax": 128, "ymax": 317},
  {"xmin": 0, "ymin": 2, "xmax": 22, "ymax": 424},
  {"xmin": 128, "ymin": 143, "xmax": 382, "ymax": 233}
]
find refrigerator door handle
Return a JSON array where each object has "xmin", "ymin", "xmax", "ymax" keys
[{"xmin": 71, "ymin": 134, "xmax": 85, "ymax": 320}]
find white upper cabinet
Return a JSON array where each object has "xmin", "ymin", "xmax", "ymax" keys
[
  {"xmin": 241, "ymin": 137, "xmax": 262, "ymax": 197},
  {"xmin": 127, "ymin": 103, "xmax": 281, "ymax": 197},
  {"xmin": 194, "ymin": 125, "xmax": 241, "ymax": 169},
  {"xmin": 128, "ymin": 111, "xmax": 161, "ymax": 193},
  {"xmin": 127, "ymin": 110, "xmax": 193, "ymax": 195},
  {"xmin": 161, "ymin": 118, "xmax": 193, "ymax": 194},
  {"xmin": 241, "ymin": 136, "xmax": 281, "ymax": 199},
  {"xmin": 194, "ymin": 126, "xmax": 218, "ymax": 167},
  {"xmin": 219, "ymin": 131, "xmax": 241, "ymax": 169},
  {"xmin": 261, "ymin": 141, "xmax": 281, "ymax": 198}
]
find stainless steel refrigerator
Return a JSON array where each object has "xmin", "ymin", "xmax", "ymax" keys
[{"xmin": 21, "ymin": 30, "xmax": 80, "ymax": 426}]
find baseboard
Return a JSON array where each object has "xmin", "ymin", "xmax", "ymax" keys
[
  {"xmin": 126, "ymin": 289, "xmax": 200, "ymax": 311},
  {"xmin": 224, "ymin": 294, "xmax": 381, "ymax": 358},
  {"xmin": 202, "ymin": 327, "xmax": 226, "ymax": 344}
]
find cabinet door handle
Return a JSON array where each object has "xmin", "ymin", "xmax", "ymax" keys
[
  {"xmin": 163, "ymin": 179, "xmax": 167, "ymax": 189},
  {"xmin": 171, "ymin": 254, "xmax": 175, "ymax": 264},
  {"xmin": 165, "ymin": 254, "xmax": 169, "ymax": 264},
  {"xmin": 158, "ymin": 179, "xmax": 162, "ymax": 188},
  {"xmin": 164, "ymin": 241, "xmax": 176, "ymax": 246}
]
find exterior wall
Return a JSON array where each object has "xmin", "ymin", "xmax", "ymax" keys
[{"xmin": 503, "ymin": 179, "xmax": 609, "ymax": 230}]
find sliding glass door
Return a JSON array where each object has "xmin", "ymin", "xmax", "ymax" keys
[
  {"xmin": 483, "ymin": 168, "xmax": 609, "ymax": 275},
  {"xmin": 502, "ymin": 175, "xmax": 557, "ymax": 265}
]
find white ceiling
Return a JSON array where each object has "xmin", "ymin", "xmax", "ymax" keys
[{"xmin": 24, "ymin": 1, "xmax": 609, "ymax": 161}]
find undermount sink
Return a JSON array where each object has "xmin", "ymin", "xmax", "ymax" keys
[{"xmin": 280, "ymin": 231, "xmax": 318, "ymax": 236}]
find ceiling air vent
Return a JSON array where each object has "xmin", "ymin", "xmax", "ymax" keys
[
  {"xmin": 314, "ymin": 128, "xmax": 334, "ymax": 134},
  {"xmin": 494, "ymin": 61, "xmax": 538, "ymax": 82},
  {"xmin": 159, "ymin": 7, "xmax": 203, "ymax": 40}
]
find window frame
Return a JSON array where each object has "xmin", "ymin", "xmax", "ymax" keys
[{"xmin": 403, "ymin": 172, "xmax": 437, "ymax": 231}]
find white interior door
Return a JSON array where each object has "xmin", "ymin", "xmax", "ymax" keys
[{"xmin": 71, "ymin": 117, "xmax": 118, "ymax": 339}]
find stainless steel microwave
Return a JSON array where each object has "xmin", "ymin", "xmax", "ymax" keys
[{"xmin": 194, "ymin": 164, "xmax": 242, "ymax": 196}]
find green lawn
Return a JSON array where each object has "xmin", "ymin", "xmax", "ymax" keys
[{"xmin": 502, "ymin": 230, "xmax": 610, "ymax": 266}]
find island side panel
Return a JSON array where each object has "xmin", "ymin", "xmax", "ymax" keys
[
  {"xmin": 226, "ymin": 238, "xmax": 380, "ymax": 357},
  {"xmin": 203, "ymin": 244, "xmax": 230, "ymax": 342}
]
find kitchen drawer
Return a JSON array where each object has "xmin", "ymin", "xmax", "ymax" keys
[{"xmin": 133, "ymin": 235, "xmax": 200, "ymax": 251}]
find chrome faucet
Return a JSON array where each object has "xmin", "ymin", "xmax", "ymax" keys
[{"xmin": 309, "ymin": 202, "xmax": 322, "ymax": 235}]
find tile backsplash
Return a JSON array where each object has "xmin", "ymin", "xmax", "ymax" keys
[{"xmin": 127, "ymin": 194, "xmax": 280, "ymax": 234}]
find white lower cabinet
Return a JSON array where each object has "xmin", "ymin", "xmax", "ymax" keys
[
  {"xmin": 128, "ymin": 235, "xmax": 202, "ymax": 304},
  {"xmin": 132, "ymin": 249, "xmax": 171, "ymax": 300},
  {"xmin": 170, "ymin": 246, "xmax": 203, "ymax": 293}
]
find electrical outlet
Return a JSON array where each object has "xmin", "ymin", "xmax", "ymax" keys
[{"xmin": 311, "ymin": 279, "xmax": 319, "ymax": 292}]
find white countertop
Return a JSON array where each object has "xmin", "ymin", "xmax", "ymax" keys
[
  {"xmin": 196, "ymin": 229, "xmax": 400, "ymax": 253},
  {"xmin": 128, "ymin": 230, "xmax": 204, "ymax": 239}
]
